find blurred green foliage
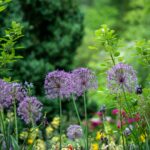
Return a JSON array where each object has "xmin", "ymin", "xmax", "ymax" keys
[
  {"xmin": 74, "ymin": 0, "xmax": 150, "ymax": 108},
  {"xmin": 0, "ymin": 0, "xmax": 83, "ymax": 95}
]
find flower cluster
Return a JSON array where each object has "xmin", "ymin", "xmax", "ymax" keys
[
  {"xmin": 72, "ymin": 68, "xmax": 98, "ymax": 96},
  {"xmin": 44, "ymin": 71, "xmax": 73, "ymax": 99},
  {"xmin": 11, "ymin": 82, "xmax": 27, "ymax": 102},
  {"xmin": 67, "ymin": 125, "xmax": 83, "ymax": 140},
  {"xmin": 0, "ymin": 79, "xmax": 13, "ymax": 108},
  {"xmin": 0, "ymin": 80, "xmax": 27, "ymax": 108},
  {"xmin": 17, "ymin": 96, "xmax": 43, "ymax": 124},
  {"xmin": 107, "ymin": 63, "xmax": 137, "ymax": 93},
  {"xmin": 44, "ymin": 68, "xmax": 97, "ymax": 99}
]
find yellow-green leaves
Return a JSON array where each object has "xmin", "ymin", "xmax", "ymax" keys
[
  {"xmin": 95, "ymin": 24, "xmax": 117, "ymax": 49},
  {"xmin": 0, "ymin": 0, "xmax": 11, "ymax": 12},
  {"xmin": 135, "ymin": 40, "xmax": 150, "ymax": 65},
  {"xmin": 0, "ymin": 21, "xmax": 23, "ymax": 75}
]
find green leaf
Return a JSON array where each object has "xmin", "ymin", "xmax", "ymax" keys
[
  {"xmin": 10, "ymin": 136, "xmax": 20, "ymax": 150},
  {"xmin": 88, "ymin": 46, "xmax": 98, "ymax": 50},
  {"xmin": 114, "ymin": 51, "xmax": 120, "ymax": 57},
  {"xmin": 0, "ymin": 6, "xmax": 6, "ymax": 12},
  {"xmin": 14, "ymin": 55, "xmax": 23, "ymax": 59}
]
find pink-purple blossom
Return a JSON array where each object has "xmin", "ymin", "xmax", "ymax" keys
[
  {"xmin": 107, "ymin": 63, "xmax": 137, "ymax": 93},
  {"xmin": 72, "ymin": 68, "xmax": 98, "ymax": 96},
  {"xmin": 44, "ymin": 71, "xmax": 73, "ymax": 99},
  {"xmin": 67, "ymin": 124, "xmax": 83, "ymax": 140},
  {"xmin": 0, "ymin": 80, "xmax": 27, "ymax": 108}
]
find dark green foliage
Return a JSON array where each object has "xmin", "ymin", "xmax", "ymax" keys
[{"xmin": 0, "ymin": 0, "xmax": 83, "ymax": 95}]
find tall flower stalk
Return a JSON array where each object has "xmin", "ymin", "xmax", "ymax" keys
[
  {"xmin": 83, "ymin": 92, "xmax": 88, "ymax": 150},
  {"xmin": 72, "ymin": 68, "xmax": 97, "ymax": 149},
  {"xmin": 72, "ymin": 94, "xmax": 89, "ymax": 149},
  {"xmin": 44, "ymin": 70, "xmax": 72, "ymax": 149},
  {"xmin": 0, "ymin": 108, "xmax": 9, "ymax": 149},
  {"xmin": 13, "ymin": 99, "xmax": 18, "ymax": 143},
  {"xmin": 59, "ymin": 98, "xmax": 62, "ymax": 149}
]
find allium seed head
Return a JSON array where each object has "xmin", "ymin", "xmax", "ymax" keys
[
  {"xmin": 107, "ymin": 63, "xmax": 137, "ymax": 93},
  {"xmin": 67, "ymin": 125, "xmax": 83, "ymax": 140},
  {"xmin": 44, "ymin": 71, "xmax": 73, "ymax": 99},
  {"xmin": 72, "ymin": 68, "xmax": 98, "ymax": 96},
  {"xmin": 17, "ymin": 96, "xmax": 43, "ymax": 124}
]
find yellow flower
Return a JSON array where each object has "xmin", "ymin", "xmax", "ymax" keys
[
  {"xmin": 27, "ymin": 138, "xmax": 34, "ymax": 145},
  {"xmin": 140, "ymin": 134, "xmax": 146, "ymax": 143},
  {"xmin": 51, "ymin": 136, "xmax": 59, "ymax": 143},
  {"xmin": 46, "ymin": 125, "xmax": 54, "ymax": 137},
  {"xmin": 29, "ymin": 127, "xmax": 39, "ymax": 139},
  {"xmin": 91, "ymin": 143, "xmax": 99, "ymax": 150},
  {"xmin": 51, "ymin": 117, "xmax": 60, "ymax": 129},
  {"xmin": 19, "ymin": 131, "xmax": 28, "ymax": 140},
  {"xmin": 96, "ymin": 131, "xmax": 106, "ymax": 140},
  {"xmin": 34, "ymin": 139, "xmax": 46, "ymax": 150},
  {"xmin": 30, "ymin": 127, "xmax": 39, "ymax": 133}
]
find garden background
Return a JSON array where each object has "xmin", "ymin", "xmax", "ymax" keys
[{"xmin": 0, "ymin": 0, "xmax": 150, "ymax": 149}]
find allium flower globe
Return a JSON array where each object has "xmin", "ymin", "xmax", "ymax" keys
[
  {"xmin": 0, "ymin": 80, "xmax": 27, "ymax": 108},
  {"xmin": 0, "ymin": 79, "xmax": 13, "ymax": 108},
  {"xmin": 44, "ymin": 71, "xmax": 73, "ymax": 99},
  {"xmin": 11, "ymin": 83, "xmax": 27, "ymax": 102},
  {"xmin": 17, "ymin": 96, "xmax": 43, "ymax": 124},
  {"xmin": 67, "ymin": 125, "xmax": 83, "ymax": 140},
  {"xmin": 72, "ymin": 68, "xmax": 97, "ymax": 96},
  {"xmin": 107, "ymin": 63, "xmax": 137, "ymax": 93}
]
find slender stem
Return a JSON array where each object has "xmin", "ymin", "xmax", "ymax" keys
[
  {"xmin": 110, "ymin": 52, "xmax": 115, "ymax": 65},
  {"xmin": 72, "ymin": 95, "xmax": 82, "ymax": 124},
  {"xmin": 13, "ymin": 99, "xmax": 18, "ymax": 143},
  {"xmin": 72, "ymin": 95, "xmax": 86, "ymax": 147},
  {"xmin": 83, "ymin": 92, "xmax": 88, "ymax": 150},
  {"xmin": 0, "ymin": 109, "xmax": 9, "ymax": 149},
  {"xmin": 118, "ymin": 94, "xmax": 126, "ymax": 150},
  {"xmin": 59, "ymin": 98, "xmax": 62, "ymax": 150}
]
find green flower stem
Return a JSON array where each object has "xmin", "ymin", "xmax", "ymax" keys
[
  {"xmin": 13, "ymin": 99, "xmax": 18, "ymax": 143},
  {"xmin": 119, "ymin": 96, "xmax": 126, "ymax": 150},
  {"xmin": 72, "ymin": 95, "xmax": 86, "ymax": 148},
  {"xmin": 83, "ymin": 92, "xmax": 88, "ymax": 150},
  {"xmin": 0, "ymin": 109, "xmax": 9, "ymax": 149},
  {"xmin": 59, "ymin": 98, "xmax": 62, "ymax": 150},
  {"xmin": 121, "ymin": 86, "xmax": 141, "ymax": 149},
  {"xmin": 72, "ymin": 95, "xmax": 82, "ymax": 124},
  {"xmin": 110, "ymin": 51, "xmax": 116, "ymax": 66}
]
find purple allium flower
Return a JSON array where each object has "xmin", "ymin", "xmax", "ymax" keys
[
  {"xmin": 67, "ymin": 125, "xmax": 83, "ymax": 140},
  {"xmin": 17, "ymin": 96, "xmax": 43, "ymax": 124},
  {"xmin": 11, "ymin": 83, "xmax": 27, "ymax": 102},
  {"xmin": 107, "ymin": 63, "xmax": 137, "ymax": 93},
  {"xmin": 72, "ymin": 68, "xmax": 97, "ymax": 96},
  {"xmin": 0, "ymin": 79, "xmax": 14, "ymax": 108},
  {"xmin": 0, "ymin": 79, "xmax": 27, "ymax": 108},
  {"xmin": 44, "ymin": 70, "xmax": 72, "ymax": 99}
]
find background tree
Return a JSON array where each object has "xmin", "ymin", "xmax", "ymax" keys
[{"xmin": 0, "ymin": 0, "xmax": 84, "ymax": 96}]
